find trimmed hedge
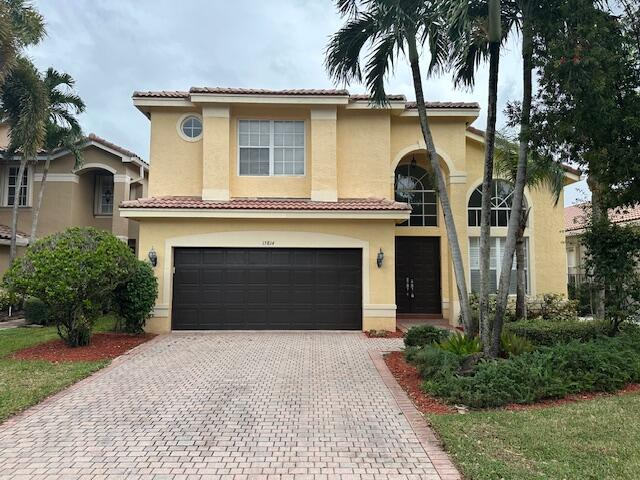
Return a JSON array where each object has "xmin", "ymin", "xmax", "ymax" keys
[
  {"xmin": 416, "ymin": 331, "xmax": 640, "ymax": 408},
  {"xmin": 404, "ymin": 325, "xmax": 449, "ymax": 348},
  {"xmin": 504, "ymin": 318, "xmax": 611, "ymax": 346}
]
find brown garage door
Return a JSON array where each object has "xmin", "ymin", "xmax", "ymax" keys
[{"xmin": 172, "ymin": 248, "xmax": 362, "ymax": 330}]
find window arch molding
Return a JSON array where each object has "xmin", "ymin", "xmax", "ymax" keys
[{"xmin": 467, "ymin": 179, "xmax": 531, "ymax": 227}]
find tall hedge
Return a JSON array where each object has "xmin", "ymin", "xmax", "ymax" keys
[{"xmin": 113, "ymin": 260, "xmax": 158, "ymax": 334}]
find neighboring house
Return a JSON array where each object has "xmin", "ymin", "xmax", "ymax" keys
[
  {"xmin": 122, "ymin": 87, "xmax": 579, "ymax": 333},
  {"xmin": 0, "ymin": 124, "xmax": 148, "ymax": 272},
  {"xmin": 565, "ymin": 203, "xmax": 640, "ymax": 284}
]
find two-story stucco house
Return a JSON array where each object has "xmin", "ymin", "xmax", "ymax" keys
[
  {"xmin": 121, "ymin": 87, "xmax": 579, "ymax": 333},
  {"xmin": 0, "ymin": 125, "xmax": 148, "ymax": 272}
]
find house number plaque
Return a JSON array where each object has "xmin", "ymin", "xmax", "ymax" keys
[{"xmin": 262, "ymin": 240, "xmax": 275, "ymax": 246}]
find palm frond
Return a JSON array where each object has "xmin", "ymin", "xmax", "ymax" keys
[{"xmin": 364, "ymin": 32, "xmax": 401, "ymax": 105}]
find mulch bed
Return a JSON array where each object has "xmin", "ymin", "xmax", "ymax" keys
[
  {"xmin": 365, "ymin": 329, "xmax": 405, "ymax": 338},
  {"xmin": 11, "ymin": 333, "xmax": 154, "ymax": 362},
  {"xmin": 384, "ymin": 351, "xmax": 454, "ymax": 414},
  {"xmin": 385, "ymin": 350, "xmax": 640, "ymax": 415}
]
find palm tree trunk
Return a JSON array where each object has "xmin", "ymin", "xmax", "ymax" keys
[
  {"xmin": 480, "ymin": 40, "xmax": 501, "ymax": 351},
  {"xmin": 406, "ymin": 36, "xmax": 472, "ymax": 332},
  {"xmin": 490, "ymin": 17, "xmax": 533, "ymax": 356},
  {"xmin": 9, "ymin": 157, "xmax": 28, "ymax": 261},
  {"xmin": 30, "ymin": 152, "xmax": 50, "ymax": 242},
  {"xmin": 515, "ymin": 207, "xmax": 529, "ymax": 320},
  {"xmin": 587, "ymin": 175, "xmax": 606, "ymax": 318}
]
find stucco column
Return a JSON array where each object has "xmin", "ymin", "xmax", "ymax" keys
[
  {"xmin": 112, "ymin": 174, "xmax": 131, "ymax": 240},
  {"xmin": 446, "ymin": 174, "xmax": 469, "ymax": 324},
  {"xmin": 202, "ymin": 105, "xmax": 230, "ymax": 201},
  {"xmin": 310, "ymin": 107, "xmax": 337, "ymax": 202}
]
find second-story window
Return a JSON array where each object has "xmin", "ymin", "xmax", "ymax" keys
[
  {"xmin": 238, "ymin": 120, "xmax": 305, "ymax": 176},
  {"xmin": 95, "ymin": 174, "xmax": 114, "ymax": 216},
  {"xmin": 5, "ymin": 166, "xmax": 29, "ymax": 207}
]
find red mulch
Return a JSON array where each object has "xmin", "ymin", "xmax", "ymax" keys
[
  {"xmin": 385, "ymin": 350, "xmax": 640, "ymax": 414},
  {"xmin": 384, "ymin": 351, "xmax": 454, "ymax": 414},
  {"xmin": 11, "ymin": 333, "xmax": 155, "ymax": 362},
  {"xmin": 365, "ymin": 328, "xmax": 405, "ymax": 339}
]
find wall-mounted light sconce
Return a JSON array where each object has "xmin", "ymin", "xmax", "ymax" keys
[
  {"xmin": 376, "ymin": 248, "xmax": 384, "ymax": 268},
  {"xmin": 148, "ymin": 246, "xmax": 158, "ymax": 268}
]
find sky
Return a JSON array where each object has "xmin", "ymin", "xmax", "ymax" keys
[{"xmin": 28, "ymin": 0, "xmax": 588, "ymax": 206}]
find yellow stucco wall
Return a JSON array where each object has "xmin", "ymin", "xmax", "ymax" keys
[
  {"xmin": 0, "ymin": 145, "xmax": 148, "ymax": 273},
  {"xmin": 136, "ymin": 99, "xmax": 572, "ymax": 332}
]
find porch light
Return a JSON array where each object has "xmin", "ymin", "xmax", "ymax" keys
[
  {"xmin": 376, "ymin": 248, "xmax": 384, "ymax": 268},
  {"xmin": 148, "ymin": 247, "xmax": 158, "ymax": 267}
]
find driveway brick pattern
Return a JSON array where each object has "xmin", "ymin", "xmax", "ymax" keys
[{"xmin": 0, "ymin": 332, "xmax": 445, "ymax": 479}]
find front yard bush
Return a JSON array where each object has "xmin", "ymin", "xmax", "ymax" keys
[
  {"xmin": 23, "ymin": 297, "xmax": 51, "ymax": 325},
  {"xmin": 404, "ymin": 325, "xmax": 449, "ymax": 347},
  {"xmin": 436, "ymin": 331, "xmax": 482, "ymax": 355},
  {"xmin": 4, "ymin": 227, "xmax": 136, "ymax": 346},
  {"xmin": 504, "ymin": 318, "xmax": 610, "ymax": 346},
  {"xmin": 113, "ymin": 260, "xmax": 158, "ymax": 334},
  {"xmin": 416, "ymin": 332, "xmax": 640, "ymax": 408}
]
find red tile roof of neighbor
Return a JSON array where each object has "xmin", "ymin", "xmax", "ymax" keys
[
  {"xmin": 565, "ymin": 203, "xmax": 640, "ymax": 232},
  {"xmin": 86, "ymin": 133, "xmax": 145, "ymax": 162},
  {"xmin": 0, "ymin": 224, "xmax": 27, "ymax": 241},
  {"xmin": 405, "ymin": 101, "xmax": 480, "ymax": 109},
  {"xmin": 120, "ymin": 196, "xmax": 411, "ymax": 211}
]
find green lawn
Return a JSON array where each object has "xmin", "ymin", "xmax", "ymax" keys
[
  {"xmin": 428, "ymin": 392, "xmax": 640, "ymax": 480},
  {"xmin": 0, "ymin": 315, "xmax": 116, "ymax": 423}
]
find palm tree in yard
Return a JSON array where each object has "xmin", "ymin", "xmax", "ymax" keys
[
  {"xmin": 325, "ymin": 0, "xmax": 475, "ymax": 332},
  {"xmin": 494, "ymin": 133, "xmax": 565, "ymax": 320},
  {"xmin": 0, "ymin": 56, "xmax": 47, "ymax": 260},
  {"xmin": 445, "ymin": 0, "xmax": 517, "ymax": 350},
  {"xmin": 0, "ymin": 0, "xmax": 45, "ymax": 86},
  {"xmin": 30, "ymin": 68, "xmax": 85, "ymax": 243}
]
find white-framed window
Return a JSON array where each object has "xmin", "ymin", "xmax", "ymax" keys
[
  {"xmin": 4, "ymin": 166, "xmax": 29, "ymax": 207},
  {"xmin": 238, "ymin": 120, "xmax": 305, "ymax": 176},
  {"xmin": 180, "ymin": 115, "xmax": 202, "ymax": 139},
  {"xmin": 94, "ymin": 174, "xmax": 114, "ymax": 215},
  {"xmin": 394, "ymin": 163, "xmax": 438, "ymax": 226},
  {"xmin": 469, "ymin": 237, "xmax": 529, "ymax": 294},
  {"xmin": 468, "ymin": 180, "xmax": 527, "ymax": 227}
]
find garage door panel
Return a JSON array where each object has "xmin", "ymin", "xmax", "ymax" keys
[{"xmin": 172, "ymin": 248, "xmax": 362, "ymax": 330}]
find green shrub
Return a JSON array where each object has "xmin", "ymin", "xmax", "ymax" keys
[
  {"xmin": 113, "ymin": 260, "xmax": 158, "ymax": 334},
  {"xmin": 437, "ymin": 332, "xmax": 482, "ymax": 355},
  {"xmin": 422, "ymin": 332, "xmax": 640, "ymax": 408},
  {"xmin": 404, "ymin": 325, "xmax": 449, "ymax": 348},
  {"xmin": 23, "ymin": 297, "xmax": 51, "ymax": 325},
  {"xmin": 501, "ymin": 332, "xmax": 535, "ymax": 357},
  {"xmin": 504, "ymin": 318, "xmax": 610, "ymax": 346},
  {"xmin": 465, "ymin": 292, "xmax": 578, "ymax": 324},
  {"xmin": 410, "ymin": 346, "xmax": 462, "ymax": 379},
  {"xmin": 4, "ymin": 227, "xmax": 136, "ymax": 346}
]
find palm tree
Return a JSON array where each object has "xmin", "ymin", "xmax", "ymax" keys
[
  {"xmin": 30, "ymin": 68, "xmax": 85, "ymax": 242},
  {"xmin": 444, "ymin": 0, "xmax": 517, "ymax": 349},
  {"xmin": 494, "ymin": 133, "xmax": 565, "ymax": 319},
  {"xmin": 325, "ymin": 0, "xmax": 474, "ymax": 332},
  {"xmin": 0, "ymin": 0, "xmax": 45, "ymax": 86},
  {"xmin": 0, "ymin": 57, "xmax": 47, "ymax": 260}
]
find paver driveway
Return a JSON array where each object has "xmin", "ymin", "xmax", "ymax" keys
[{"xmin": 0, "ymin": 332, "xmax": 445, "ymax": 479}]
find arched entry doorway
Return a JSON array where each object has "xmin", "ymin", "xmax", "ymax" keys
[{"xmin": 394, "ymin": 151, "xmax": 445, "ymax": 316}]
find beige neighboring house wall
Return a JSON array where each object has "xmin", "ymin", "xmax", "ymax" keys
[
  {"xmin": 0, "ymin": 124, "xmax": 148, "ymax": 274},
  {"xmin": 123, "ymin": 88, "xmax": 579, "ymax": 333}
]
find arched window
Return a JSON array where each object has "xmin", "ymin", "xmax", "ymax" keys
[
  {"xmin": 395, "ymin": 163, "xmax": 437, "ymax": 226},
  {"xmin": 468, "ymin": 180, "xmax": 526, "ymax": 227}
]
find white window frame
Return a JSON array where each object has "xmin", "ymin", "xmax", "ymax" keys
[
  {"xmin": 468, "ymin": 236, "xmax": 530, "ymax": 295},
  {"xmin": 177, "ymin": 114, "xmax": 203, "ymax": 142},
  {"xmin": 3, "ymin": 165, "xmax": 31, "ymax": 207},
  {"xmin": 237, "ymin": 119, "xmax": 306, "ymax": 177},
  {"xmin": 94, "ymin": 173, "xmax": 114, "ymax": 216}
]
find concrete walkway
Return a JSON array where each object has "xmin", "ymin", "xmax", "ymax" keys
[{"xmin": 0, "ymin": 332, "xmax": 459, "ymax": 479}]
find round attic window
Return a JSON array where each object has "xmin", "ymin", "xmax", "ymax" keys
[{"xmin": 180, "ymin": 115, "xmax": 202, "ymax": 140}]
